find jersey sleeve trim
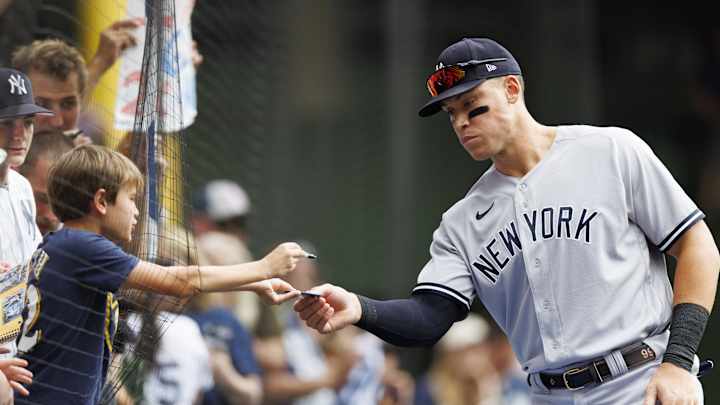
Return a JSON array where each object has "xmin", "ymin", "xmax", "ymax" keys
[
  {"xmin": 658, "ymin": 209, "xmax": 705, "ymax": 252},
  {"xmin": 412, "ymin": 282, "xmax": 471, "ymax": 310}
]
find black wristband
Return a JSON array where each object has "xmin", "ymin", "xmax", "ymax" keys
[{"xmin": 663, "ymin": 303, "xmax": 710, "ymax": 372}]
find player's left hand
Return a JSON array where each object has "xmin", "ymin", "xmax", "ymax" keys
[
  {"xmin": 0, "ymin": 347, "xmax": 32, "ymax": 396},
  {"xmin": 643, "ymin": 362, "xmax": 702, "ymax": 405},
  {"xmin": 250, "ymin": 278, "xmax": 300, "ymax": 305}
]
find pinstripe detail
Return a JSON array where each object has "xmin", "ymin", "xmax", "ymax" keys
[
  {"xmin": 658, "ymin": 209, "xmax": 704, "ymax": 252},
  {"xmin": 413, "ymin": 282, "xmax": 471, "ymax": 310}
]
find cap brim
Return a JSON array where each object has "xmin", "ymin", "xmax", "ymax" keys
[
  {"xmin": 0, "ymin": 103, "xmax": 53, "ymax": 119},
  {"xmin": 418, "ymin": 79, "xmax": 486, "ymax": 117}
]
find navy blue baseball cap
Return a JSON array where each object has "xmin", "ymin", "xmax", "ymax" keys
[
  {"xmin": 419, "ymin": 38, "xmax": 522, "ymax": 117},
  {"xmin": 0, "ymin": 68, "xmax": 53, "ymax": 119}
]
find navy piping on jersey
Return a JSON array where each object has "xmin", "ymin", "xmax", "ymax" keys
[
  {"xmin": 658, "ymin": 209, "xmax": 704, "ymax": 252},
  {"xmin": 412, "ymin": 282, "xmax": 471, "ymax": 310}
]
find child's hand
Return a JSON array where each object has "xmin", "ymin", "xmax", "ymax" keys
[
  {"xmin": 250, "ymin": 278, "xmax": 301, "ymax": 305},
  {"xmin": 0, "ymin": 347, "xmax": 33, "ymax": 396},
  {"xmin": 0, "ymin": 262, "xmax": 11, "ymax": 273},
  {"xmin": 261, "ymin": 242, "xmax": 310, "ymax": 278}
]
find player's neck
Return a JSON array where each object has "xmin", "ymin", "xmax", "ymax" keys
[{"xmin": 493, "ymin": 122, "xmax": 556, "ymax": 178}]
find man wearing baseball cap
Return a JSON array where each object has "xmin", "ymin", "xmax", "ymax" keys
[
  {"xmin": 294, "ymin": 38, "xmax": 717, "ymax": 405},
  {"xmin": 0, "ymin": 67, "xmax": 52, "ymax": 398}
]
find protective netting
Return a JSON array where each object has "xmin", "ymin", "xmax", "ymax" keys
[
  {"xmin": 101, "ymin": 0, "xmax": 195, "ymax": 402},
  {"xmin": 1, "ymin": 0, "xmax": 195, "ymax": 403}
]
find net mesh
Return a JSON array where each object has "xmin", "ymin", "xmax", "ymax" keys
[
  {"xmin": 0, "ymin": 1, "xmax": 196, "ymax": 403},
  {"xmin": 102, "ymin": 0, "xmax": 195, "ymax": 402}
]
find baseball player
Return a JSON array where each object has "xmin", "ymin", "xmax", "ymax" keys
[{"xmin": 294, "ymin": 38, "xmax": 719, "ymax": 404}]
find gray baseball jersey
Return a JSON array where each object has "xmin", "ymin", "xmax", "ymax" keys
[{"xmin": 413, "ymin": 125, "xmax": 703, "ymax": 373}]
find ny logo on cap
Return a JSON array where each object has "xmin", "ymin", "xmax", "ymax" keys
[
  {"xmin": 8, "ymin": 74, "xmax": 28, "ymax": 95},
  {"xmin": 485, "ymin": 64, "xmax": 497, "ymax": 72}
]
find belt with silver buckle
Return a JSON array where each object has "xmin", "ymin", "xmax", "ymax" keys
[{"xmin": 538, "ymin": 342, "xmax": 656, "ymax": 390}]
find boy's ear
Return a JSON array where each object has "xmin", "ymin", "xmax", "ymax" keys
[{"xmin": 92, "ymin": 188, "xmax": 108, "ymax": 215}]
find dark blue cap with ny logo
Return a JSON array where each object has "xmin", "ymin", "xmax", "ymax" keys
[
  {"xmin": 0, "ymin": 68, "xmax": 53, "ymax": 119},
  {"xmin": 419, "ymin": 38, "xmax": 522, "ymax": 117}
]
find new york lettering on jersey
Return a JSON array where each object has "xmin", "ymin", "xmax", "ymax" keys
[{"xmin": 472, "ymin": 206, "xmax": 599, "ymax": 283}]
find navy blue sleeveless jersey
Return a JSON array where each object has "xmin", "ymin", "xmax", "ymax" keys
[{"xmin": 16, "ymin": 228, "xmax": 138, "ymax": 405}]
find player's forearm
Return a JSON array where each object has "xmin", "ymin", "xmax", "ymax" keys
[
  {"xmin": 664, "ymin": 221, "xmax": 719, "ymax": 372},
  {"xmin": 673, "ymin": 253, "xmax": 719, "ymax": 312},
  {"xmin": 670, "ymin": 222, "xmax": 720, "ymax": 312},
  {"xmin": 355, "ymin": 293, "xmax": 468, "ymax": 347}
]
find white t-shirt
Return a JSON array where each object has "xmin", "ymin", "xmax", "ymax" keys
[
  {"xmin": 0, "ymin": 169, "xmax": 42, "ymax": 357},
  {"xmin": 130, "ymin": 312, "xmax": 213, "ymax": 405}
]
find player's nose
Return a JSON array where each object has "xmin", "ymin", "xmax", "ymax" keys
[{"xmin": 454, "ymin": 113, "xmax": 470, "ymax": 130}]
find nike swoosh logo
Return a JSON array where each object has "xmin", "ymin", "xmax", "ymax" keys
[{"xmin": 476, "ymin": 201, "xmax": 495, "ymax": 221}]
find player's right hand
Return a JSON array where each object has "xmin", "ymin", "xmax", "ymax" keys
[
  {"xmin": 293, "ymin": 283, "xmax": 362, "ymax": 334},
  {"xmin": 261, "ymin": 242, "xmax": 309, "ymax": 278}
]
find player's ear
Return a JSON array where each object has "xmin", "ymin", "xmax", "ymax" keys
[
  {"xmin": 504, "ymin": 76, "xmax": 521, "ymax": 104},
  {"xmin": 92, "ymin": 188, "xmax": 108, "ymax": 215}
]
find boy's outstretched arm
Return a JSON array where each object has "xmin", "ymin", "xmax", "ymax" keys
[{"xmin": 123, "ymin": 242, "xmax": 308, "ymax": 298}]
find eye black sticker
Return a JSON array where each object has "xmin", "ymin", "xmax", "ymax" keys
[{"xmin": 469, "ymin": 106, "xmax": 489, "ymax": 119}]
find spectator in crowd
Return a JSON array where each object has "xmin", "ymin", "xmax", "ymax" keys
[
  {"xmin": 261, "ymin": 242, "xmax": 360, "ymax": 405},
  {"xmin": 124, "ymin": 227, "xmax": 212, "ymax": 405},
  {"xmin": 484, "ymin": 326, "xmax": 531, "ymax": 405},
  {"xmin": 191, "ymin": 231, "xmax": 267, "ymax": 405},
  {"xmin": 11, "ymin": 38, "xmax": 91, "ymax": 144},
  {"xmin": 414, "ymin": 314, "xmax": 501, "ymax": 405},
  {"xmin": 192, "ymin": 180, "xmax": 281, "ymax": 336},
  {"xmin": 0, "ymin": 67, "xmax": 52, "ymax": 400},
  {"xmin": 18, "ymin": 129, "xmax": 73, "ymax": 235},
  {"xmin": 11, "ymin": 18, "xmax": 142, "ymax": 145},
  {"xmin": 379, "ymin": 346, "xmax": 414, "ymax": 405},
  {"xmin": 192, "ymin": 179, "xmax": 253, "ymax": 242}
]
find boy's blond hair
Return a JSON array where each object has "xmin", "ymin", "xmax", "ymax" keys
[
  {"xmin": 11, "ymin": 39, "xmax": 89, "ymax": 96},
  {"xmin": 48, "ymin": 145, "xmax": 144, "ymax": 222}
]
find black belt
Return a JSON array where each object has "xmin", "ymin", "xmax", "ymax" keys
[{"xmin": 538, "ymin": 343, "xmax": 657, "ymax": 391}]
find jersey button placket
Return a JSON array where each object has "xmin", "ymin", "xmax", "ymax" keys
[{"xmin": 516, "ymin": 183, "xmax": 529, "ymax": 211}]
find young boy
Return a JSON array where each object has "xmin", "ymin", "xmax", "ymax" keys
[{"xmin": 15, "ymin": 145, "xmax": 307, "ymax": 404}]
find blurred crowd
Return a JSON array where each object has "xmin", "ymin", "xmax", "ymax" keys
[
  {"xmin": 0, "ymin": 3, "xmax": 533, "ymax": 404},
  {"xmin": 107, "ymin": 177, "xmax": 532, "ymax": 405}
]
